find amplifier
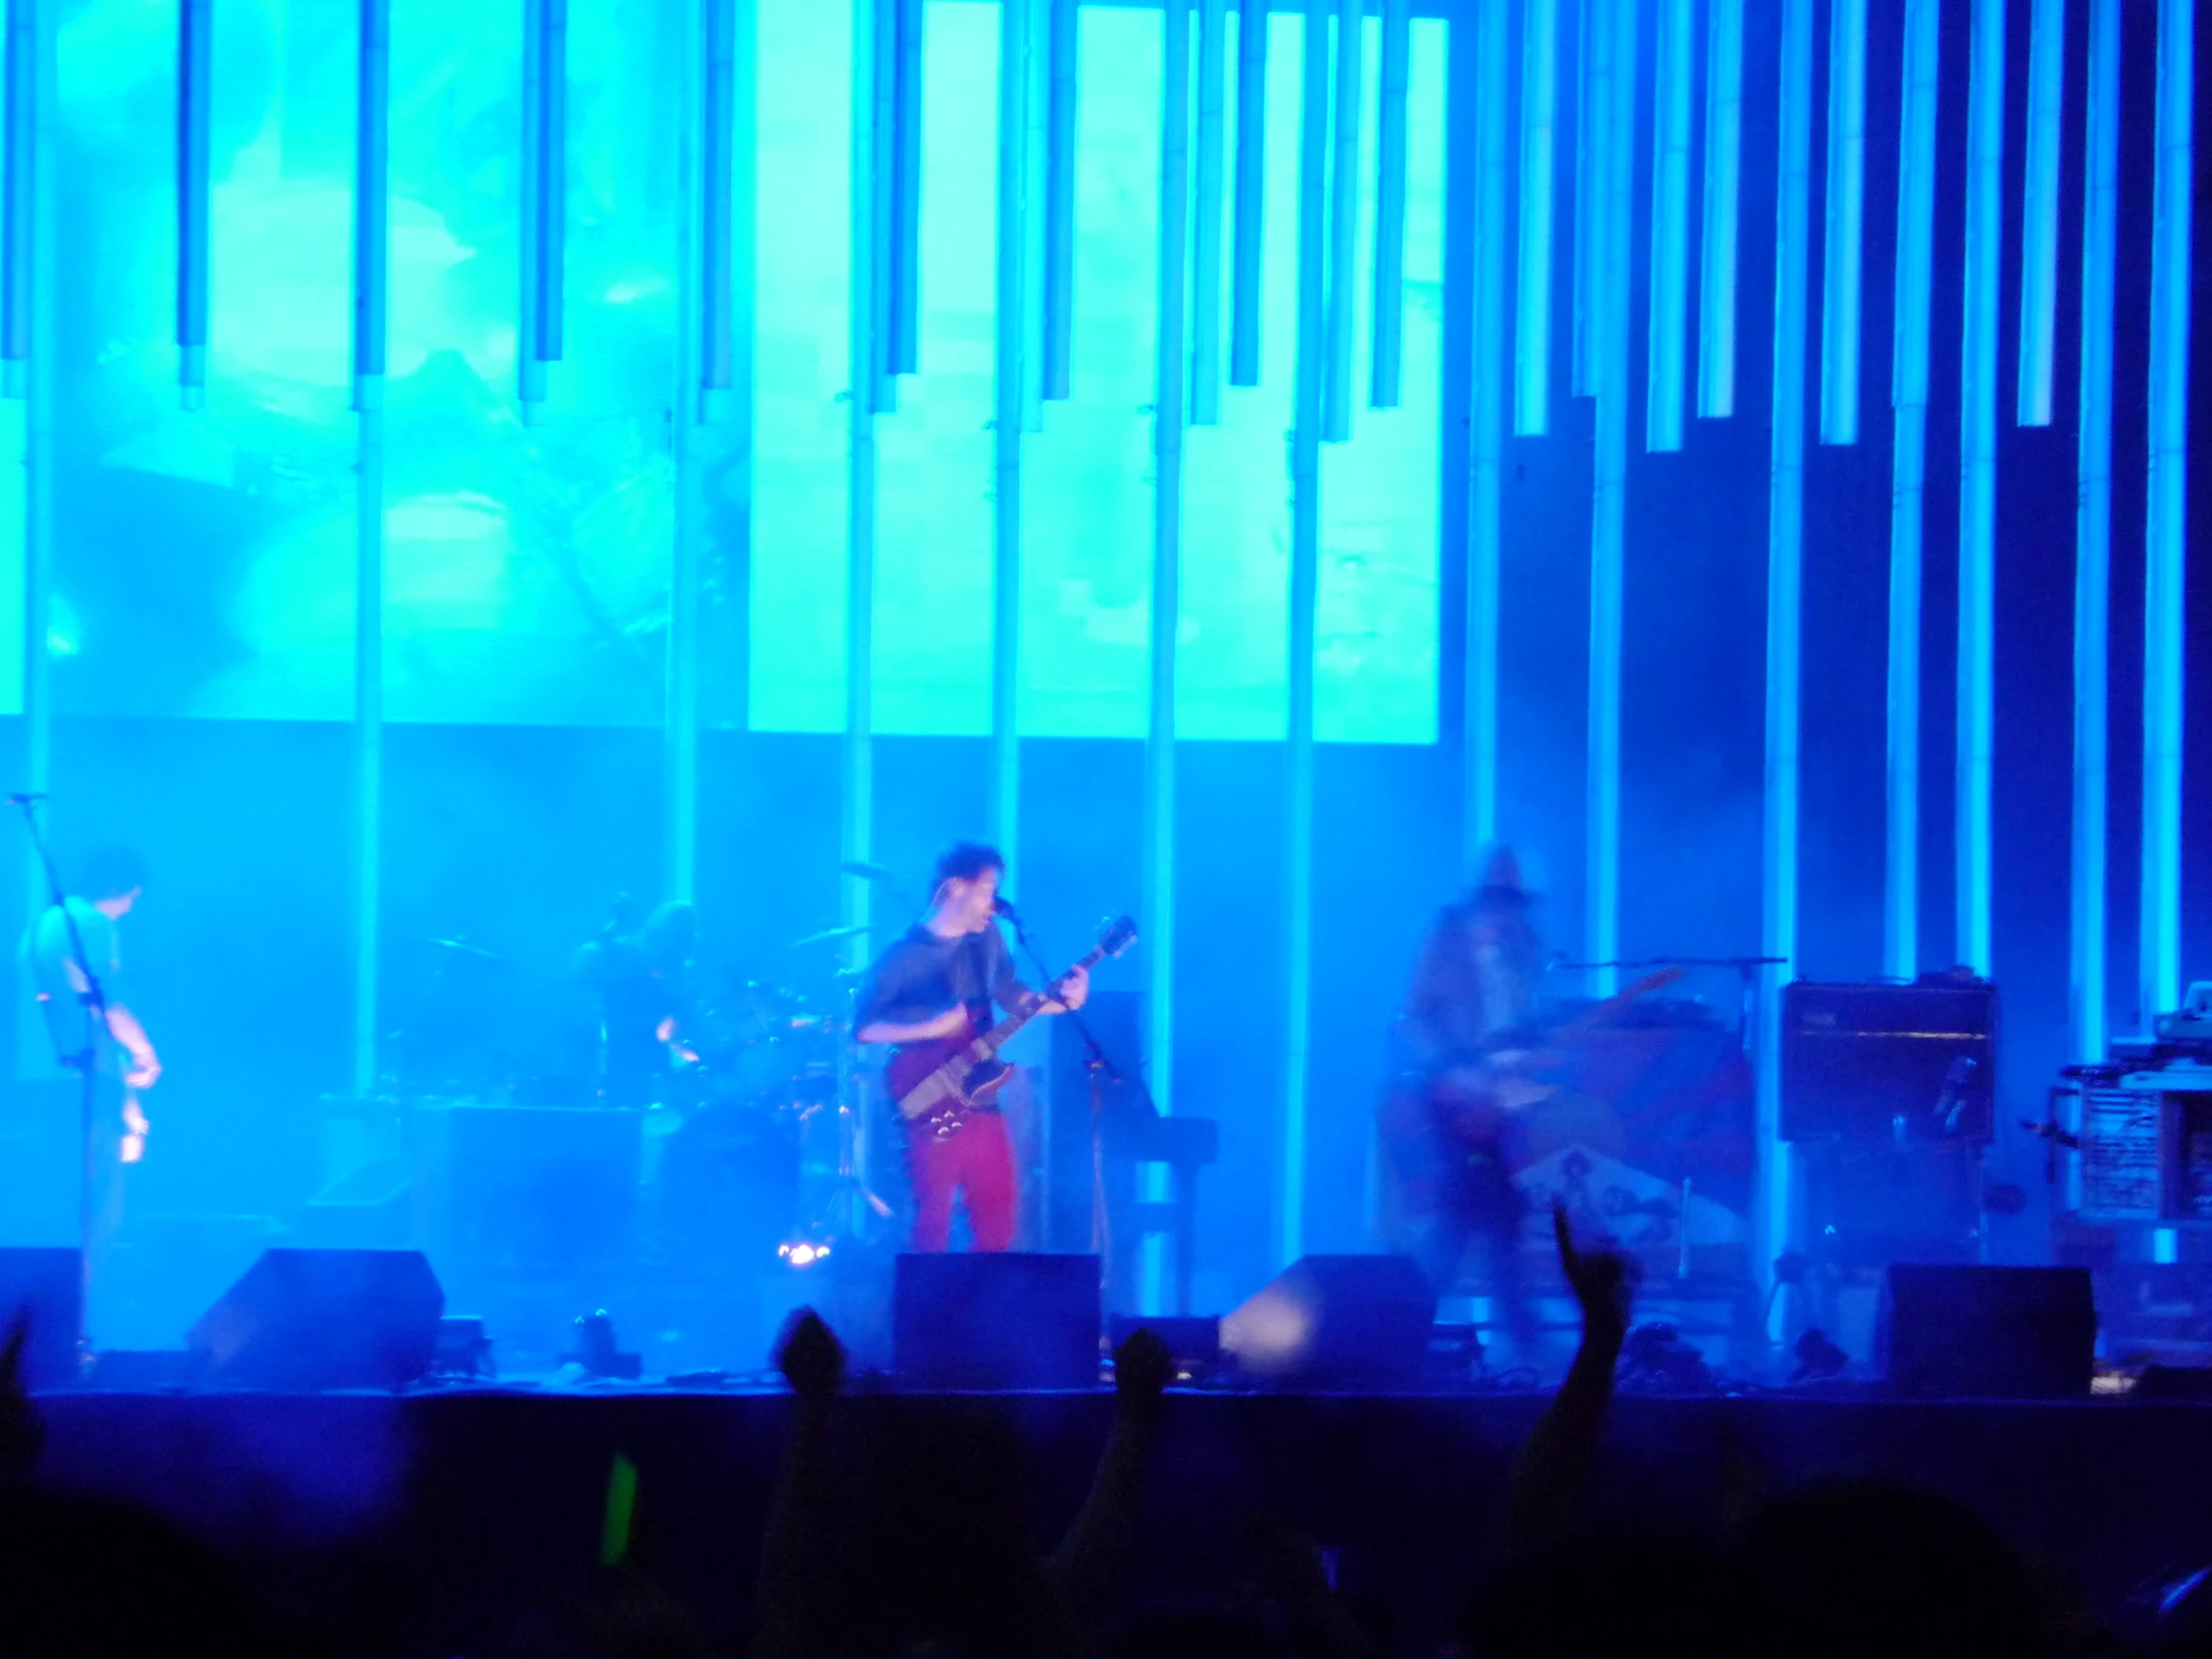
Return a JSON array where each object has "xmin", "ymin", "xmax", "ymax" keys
[
  {"xmin": 2078, "ymin": 1078, "xmax": 2212, "ymax": 1225},
  {"xmin": 1781, "ymin": 981, "xmax": 1995, "ymax": 1143}
]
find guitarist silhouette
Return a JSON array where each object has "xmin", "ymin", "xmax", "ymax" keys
[
  {"xmin": 1382, "ymin": 847, "xmax": 1551, "ymax": 1360},
  {"xmin": 855, "ymin": 842, "xmax": 1090, "ymax": 1252}
]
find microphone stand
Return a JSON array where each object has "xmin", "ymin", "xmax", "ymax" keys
[
  {"xmin": 1002, "ymin": 910, "xmax": 1160, "ymax": 1300},
  {"xmin": 9, "ymin": 797, "xmax": 107, "ymax": 1368}
]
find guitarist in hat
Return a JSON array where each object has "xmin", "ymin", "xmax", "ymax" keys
[
  {"xmin": 1385, "ymin": 845, "xmax": 1551, "ymax": 1356},
  {"xmin": 855, "ymin": 841, "xmax": 1088, "ymax": 1252}
]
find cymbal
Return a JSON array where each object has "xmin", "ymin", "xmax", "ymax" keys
[
  {"xmin": 786, "ymin": 922, "xmax": 871, "ymax": 950},
  {"xmin": 839, "ymin": 860, "xmax": 904, "ymax": 884}
]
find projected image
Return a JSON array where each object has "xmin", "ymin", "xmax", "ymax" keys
[
  {"xmin": 48, "ymin": 0, "xmax": 689, "ymax": 724},
  {"xmin": 43, "ymin": 0, "xmax": 1435, "ymax": 742}
]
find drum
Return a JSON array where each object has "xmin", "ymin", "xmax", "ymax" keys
[{"xmin": 659, "ymin": 1094, "xmax": 805, "ymax": 1269}]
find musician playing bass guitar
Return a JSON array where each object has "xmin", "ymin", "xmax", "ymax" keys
[{"xmin": 854, "ymin": 841, "xmax": 1088, "ymax": 1252}]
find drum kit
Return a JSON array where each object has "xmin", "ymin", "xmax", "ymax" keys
[
  {"xmin": 654, "ymin": 902, "xmax": 900, "ymax": 1273},
  {"xmin": 377, "ymin": 864, "xmax": 918, "ymax": 1276}
]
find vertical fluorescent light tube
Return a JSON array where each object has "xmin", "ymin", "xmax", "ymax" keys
[
  {"xmin": 2071, "ymin": 0, "xmax": 2117, "ymax": 1063},
  {"xmin": 667, "ymin": 0, "xmax": 707, "ymax": 899},
  {"xmin": 1585, "ymin": 0, "xmax": 1633, "ymax": 995},
  {"xmin": 1761, "ymin": 0, "xmax": 1814, "ymax": 1317},
  {"xmin": 993, "ymin": 0, "xmax": 1028, "ymax": 863},
  {"xmin": 19, "ymin": 0, "xmax": 55, "ymax": 1127},
  {"xmin": 354, "ymin": 0, "xmax": 389, "ymax": 411},
  {"xmin": 539, "ymin": 0, "xmax": 569, "ymax": 368},
  {"xmin": 1885, "ymin": 0, "xmax": 1938, "ymax": 982},
  {"xmin": 351, "ymin": 0, "xmax": 390, "ymax": 1094},
  {"xmin": 1022, "ymin": 0, "xmax": 1048, "ymax": 430},
  {"xmin": 1230, "ymin": 0, "xmax": 1267, "ymax": 386},
  {"xmin": 1645, "ymin": 0, "xmax": 1690, "ymax": 452},
  {"xmin": 1021, "ymin": 0, "xmax": 1048, "ymax": 431},
  {"xmin": 871, "ymin": 0, "xmax": 899, "ymax": 410},
  {"xmin": 1371, "ymin": 0, "xmax": 1408, "ymax": 409},
  {"xmin": 887, "ymin": 0, "xmax": 922, "ymax": 375},
  {"xmin": 520, "ymin": 0, "xmax": 546, "ymax": 412},
  {"xmin": 177, "ymin": 0, "xmax": 211, "ymax": 409},
  {"xmin": 1818, "ymin": 0, "xmax": 1865, "ymax": 445},
  {"xmin": 1042, "ymin": 0, "xmax": 1075, "ymax": 399},
  {"xmin": 1697, "ymin": 0, "xmax": 1742, "ymax": 418},
  {"xmin": 0, "ymin": 0, "xmax": 29, "ymax": 397},
  {"xmin": 1282, "ymin": 0, "xmax": 1330, "ymax": 1269},
  {"xmin": 1514, "ymin": 0, "xmax": 1556, "ymax": 436},
  {"xmin": 2017, "ymin": 0, "xmax": 2066, "ymax": 427},
  {"xmin": 701, "ymin": 0, "xmax": 737, "ymax": 419},
  {"xmin": 1323, "ymin": 0, "xmax": 1361, "ymax": 442},
  {"xmin": 844, "ymin": 0, "xmax": 879, "ymax": 974},
  {"xmin": 1192, "ymin": 0, "xmax": 1225, "ymax": 423},
  {"xmin": 1955, "ymin": 0, "xmax": 2003, "ymax": 978},
  {"xmin": 1468, "ymin": 0, "xmax": 1509, "ymax": 853},
  {"xmin": 2141, "ymin": 0, "xmax": 2192, "ymax": 1022},
  {"xmin": 1570, "ymin": 0, "xmax": 1611, "ymax": 399},
  {"xmin": 1146, "ymin": 0, "xmax": 1192, "ymax": 1304}
]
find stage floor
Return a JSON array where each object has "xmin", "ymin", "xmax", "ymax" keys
[{"xmin": 24, "ymin": 1382, "xmax": 2212, "ymax": 1652}]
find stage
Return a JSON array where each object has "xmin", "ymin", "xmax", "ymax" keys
[{"xmin": 26, "ymin": 1382, "xmax": 2212, "ymax": 1652}]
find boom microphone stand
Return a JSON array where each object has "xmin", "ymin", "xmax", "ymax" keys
[
  {"xmin": 1000, "ymin": 907, "xmax": 1159, "ymax": 1296},
  {"xmin": 8, "ymin": 794, "xmax": 105, "ymax": 1365}
]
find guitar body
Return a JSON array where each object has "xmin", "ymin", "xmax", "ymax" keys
[
  {"xmin": 886, "ymin": 1014, "xmax": 1013, "ymax": 1141},
  {"xmin": 1375, "ymin": 967, "xmax": 1686, "ymax": 1240},
  {"xmin": 880, "ymin": 915, "xmax": 1140, "ymax": 1143}
]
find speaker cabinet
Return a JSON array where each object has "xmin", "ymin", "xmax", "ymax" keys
[
  {"xmin": 189, "ymin": 1249, "xmax": 444, "ymax": 1390},
  {"xmin": 1782, "ymin": 981, "xmax": 1996, "ymax": 1142},
  {"xmin": 892, "ymin": 1252, "xmax": 1101, "ymax": 1389},
  {"xmin": 1878, "ymin": 1265, "xmax": 2095, "ymax": 1399},
  {"xmin": 1222, "ymin": 1254, "xmax": 1437, "ymax": 1389}
]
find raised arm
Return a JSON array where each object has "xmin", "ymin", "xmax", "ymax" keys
[
  {"xmin": 1047, "ymin": 1326, "xmax": 1170, "ymax": 1631},
  {"xmin": 753, "ymin": 1310, "xmax": 845, "ymax": 1659},
  {"xmin": 1490, "ymin": 1199, "xmax": 1630, "ymax": 1557}
]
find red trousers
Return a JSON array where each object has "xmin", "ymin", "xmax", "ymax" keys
[{"xmin": 907, "ymin": 1110, "xmax": 1018, "ymax": 1252}]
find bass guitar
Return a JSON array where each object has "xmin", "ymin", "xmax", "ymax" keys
[{"xmin": 887, "ymin": 915, "xmax": 1139, "ymax": 1141}]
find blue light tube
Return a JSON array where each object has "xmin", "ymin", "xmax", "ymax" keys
[{"xmin": 1818, "ymin": 0, "xmax": 1865, "ymax": 444}]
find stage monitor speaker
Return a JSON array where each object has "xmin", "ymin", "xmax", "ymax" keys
[
  {"xmin": 0, "ymin": 1248, "xmax": 80, "ymax": 1389},
  {"xmin": 1878, "ymin": 1265, "xmax": 2094, "ymax": 1399},
  {"xmin": 189, "ymin": 1249, "xmax": 444, "ymax": 1390},
  {"xmin": 1222, "ymin": 1254, "xmax": 1436, "ymax": 1389},
  {"xmin": 893, "ymin": 1252, "xmax": 1101, "ymax": 1389}
]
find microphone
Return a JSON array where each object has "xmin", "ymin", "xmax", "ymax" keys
[
  {"xmin": 4, "ymin": 793, "xmax": 46, "ymax": 806},
  {"xmin": 991, "ymin": 896, "xmax": 1020, "ymax": 919}
]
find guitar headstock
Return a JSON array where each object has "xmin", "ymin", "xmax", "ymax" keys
[{"xmin": 1098, "ymin": 915, "xmax": 1140, "ymax": 959}]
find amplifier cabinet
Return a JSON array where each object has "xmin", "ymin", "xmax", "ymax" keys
[
  {"xmin": 1781, "ymin": 981, "xmax": 1995, "ymax": 1144},
  {"xmin": 2078, "ymin": 1080, "xmax": 2212, "ymax": 1226}
]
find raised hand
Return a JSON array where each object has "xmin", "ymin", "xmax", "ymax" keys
[
  {"xmin": 1112, "ymin": 1326, "xmax": 1174, "ymax": 1431},
  {"xmin": 775, "ymin": 1309, "xmax": 845, "ymax": 1404},
  {"xmin": 1552, "ymin": 1197, "xmax": 1630, "ymax": 1337}
]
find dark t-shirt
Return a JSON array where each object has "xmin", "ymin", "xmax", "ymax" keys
[
  {"xmin": 856, "ymin": 924, "xmax": 1028, "ymax": 1036},
  {"xmin": 571, "ymin": 934, "xmax": 690, "ymax": 1104}
]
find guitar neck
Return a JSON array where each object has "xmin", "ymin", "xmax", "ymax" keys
[{"xmin": 969, "ymin": 942, "xmax": 1108, "ymax": 1058}]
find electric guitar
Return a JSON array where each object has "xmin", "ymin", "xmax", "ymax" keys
[
  {"xmin": 1421, "ymin": 966, "xmax": 1685, "ymax": 1138},
  {"xmin": 886, "ymin": 915, "xmax": 1139, "ymax": 1140}
]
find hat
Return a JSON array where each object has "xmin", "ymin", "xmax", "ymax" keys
[{"xmin": 1469, "ymin": 843, "xmax": 1534, "ymax": 910}]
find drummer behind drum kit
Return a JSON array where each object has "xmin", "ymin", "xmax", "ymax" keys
[{"xmin": 655, "ymin": 917, "xmax": 892, "ymax": 1275}]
